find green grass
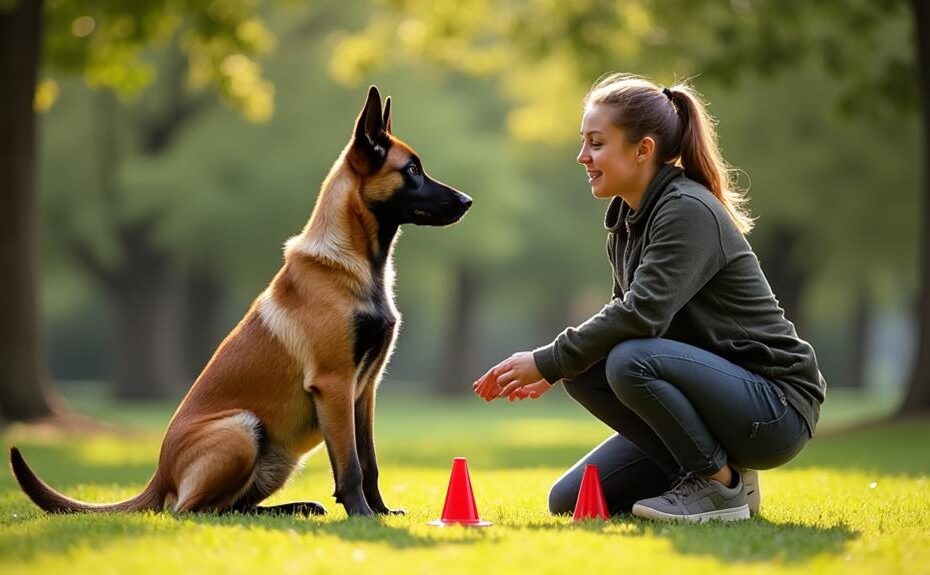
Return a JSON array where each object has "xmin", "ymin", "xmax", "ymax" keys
[{"xmin": 1, "ymin": 386, "xmax": 928, "ymax": 574}]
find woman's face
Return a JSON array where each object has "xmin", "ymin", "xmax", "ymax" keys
[{"xmin": 577, "ymin": 103, "xmax": 644, "ymax": 200}]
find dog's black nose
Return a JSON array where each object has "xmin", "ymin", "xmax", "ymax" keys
[{"xmin": 460, "ymin": 194, "xmax": 473, "ymax": 210}]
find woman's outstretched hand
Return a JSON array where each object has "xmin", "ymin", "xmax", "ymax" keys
[
  {"xmin": 472, "ymin": 351, "xmax": 549, "ymax": 401},
  {"xmin": 505, "ymin": 380, "xmax": 554, "ymax": 402}
]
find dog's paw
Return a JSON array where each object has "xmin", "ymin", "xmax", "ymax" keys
[
  {"xmin": 247, "ymin": 501, "xmax": 327, "ymax": 517},
  {"xmin": 379, "ymin": 507, "xmax": 406, "ymax": 516},
  {"xmin": 294, "ymin": 502, "xmax": 327, "ymax": 516}
]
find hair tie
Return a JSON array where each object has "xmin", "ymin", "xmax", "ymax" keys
[{"xmin": 662, "ymin": 87, "xmax": 674, "ymax": 100}]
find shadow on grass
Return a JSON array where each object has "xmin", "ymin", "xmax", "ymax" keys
[
  {"xmin": 185, "ymin": 511, "xmax": 489, "ymax": 548},
  {"xmin": 0, "ymin": 508, "xmax": 483, "ymax": 564},
  {"xmin": 636, "ymin": 517, "xmax": 856, "ymax": 563},
  {"xmin": 0, "ymin": 513, "xmax": 165, "ymax": 561},
  {"xmin": 524, "ymin": 516, "xmax": 856, "ymax": 564}
]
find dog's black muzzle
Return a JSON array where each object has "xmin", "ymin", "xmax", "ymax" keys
[{"xmin": 410, "ymin": 178, "xmax": 472, "ymax": 227}]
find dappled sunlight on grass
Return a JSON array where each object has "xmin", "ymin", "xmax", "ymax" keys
[
  {"xmin": 1, "ymin": 391, "xmax": 927, "ymax": 573},
  {"xmin": 71, "ymin": 436, "xmax": 162, "ymax": 467}
]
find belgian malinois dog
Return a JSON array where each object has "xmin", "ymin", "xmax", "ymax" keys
[{"xmin": 10, "ymin": 86, "xmax": 472, "ymax": 517}]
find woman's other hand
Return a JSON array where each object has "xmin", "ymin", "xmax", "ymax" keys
[
  {"xmin": 506, "ymin": 380, "xmax": 554, "ymax": 401},
  {"xmin": 472, "ymin": 351, "xmax": 546, "ymax": 401}
]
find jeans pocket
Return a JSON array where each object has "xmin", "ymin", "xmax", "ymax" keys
[{"xmin": 748, "ymin": 381, "xmax": 789, "ymax": 439}]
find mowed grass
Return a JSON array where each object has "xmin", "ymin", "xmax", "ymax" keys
[{"xmin": 1, "ymin": 386, "xmax": 927, "ymax": 575}]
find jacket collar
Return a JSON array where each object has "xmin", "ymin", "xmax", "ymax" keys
[{"xmin": 604, "ymin": 163, "xmax": 683, "ymax": 233}]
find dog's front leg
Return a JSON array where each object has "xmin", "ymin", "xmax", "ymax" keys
[
  {"xmin": 309, "ymin": 373, "xmax": 373, "ymax": 517},
  {"xmin": 355, "ymin": 383, "xmax": 405, "ymax": 515}
]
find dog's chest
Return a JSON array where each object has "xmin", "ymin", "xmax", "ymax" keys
[{"xmin": 352, "ymin": 297, "xmax": 397, "ymax": 373}]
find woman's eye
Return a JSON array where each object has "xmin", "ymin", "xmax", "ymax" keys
[
  {"xmin": 407, "ymin": 164, "xmax": 421, "ymax": 176},
  {"xmin": 591, "ymin": 142, "xmax": 602, "ymax": 149}
]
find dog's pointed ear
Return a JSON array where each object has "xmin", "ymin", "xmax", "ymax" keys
[
  {"xmin": 354, "ymin": 85, "xmax": 385, "ymax": 155},
  {"xmin": 382, "ymin": 96, "xmax": 392, "ymax": 134}
]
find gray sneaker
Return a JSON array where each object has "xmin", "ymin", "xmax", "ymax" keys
[
  {"xmin": 632, "ymin": 471, "xmax": 750, "ymax": 523},
  {"xmin": 739, "ymin": 468, "xmax": 761, "ymax": 516}
]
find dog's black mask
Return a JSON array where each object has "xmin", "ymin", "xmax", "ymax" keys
[{"xmin": 351, "ymin": 85, "xmax": 473, "ymax": 228}]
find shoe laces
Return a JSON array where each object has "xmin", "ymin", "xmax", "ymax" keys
[{"xmin": 663, "ymin": 473, "xmax": 711, "ymax": 503}]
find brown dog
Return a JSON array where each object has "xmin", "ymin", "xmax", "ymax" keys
[{"xmin": 10, "ymin": 86, "xmax": 472, "ymax": 517}]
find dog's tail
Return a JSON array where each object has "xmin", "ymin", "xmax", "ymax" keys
[{"xmin": 9, "ymin": 446, "xmax": 166, "ymax": 513}]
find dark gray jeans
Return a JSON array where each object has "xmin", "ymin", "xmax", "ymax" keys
[{"xmin": 548, "ymin": 338, "xmax": 809, "ymax": 515}]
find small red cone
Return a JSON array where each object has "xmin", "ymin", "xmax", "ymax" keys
[
  {"xmin": 572, "ymin": 464, "xmax": 610, "ymax": 521},
  {"xmin": 428, "ymin": 457, "xmax": 492, "ymax": 527}
]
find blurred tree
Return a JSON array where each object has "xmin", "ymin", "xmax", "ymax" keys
[
  {"xmin": 904, "ymin": 0, "xmax": 930, "ymax": 415},
  {"xmin": 0, "ymin": 0, "xmax": 65, "ymax": 422},
  {"xmin": 0, "ymin": 0, "xmax": 275, "ymax": 419},
  {"xmin": 340, "ymin": 0, "xmax": 928, "ymax": 411}
]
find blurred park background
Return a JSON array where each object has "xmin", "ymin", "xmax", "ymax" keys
[{"xmin": 1, "ymin": 0, "xmax": 929, "ymax": 425}]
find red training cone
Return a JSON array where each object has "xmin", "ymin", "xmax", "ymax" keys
[
  {"xmin": 572, "ymin": 464, "xmax": 610, "ymax": 521},
  {"xmin": 428, "ymin": 457, "xmax": 492, "ymax": 527}
]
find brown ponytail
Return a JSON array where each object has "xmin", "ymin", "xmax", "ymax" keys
[{"xmin": 585, "ymin": 74, "xmax": 755, "ymax": 234}]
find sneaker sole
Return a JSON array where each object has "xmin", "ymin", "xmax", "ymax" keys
[
  {"xmin": 631, "ymin": 503, "xmax": 751, "ymax": 523},
  {"xmin": 739, "ymin": 468, "xmax": 761, "ymax": 516}
]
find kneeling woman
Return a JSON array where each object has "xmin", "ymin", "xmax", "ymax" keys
[{"xmin": 473, "ymin": 74, "xmax": 826, "ymax": 522}]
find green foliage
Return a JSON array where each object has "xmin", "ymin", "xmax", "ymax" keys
[
  {"xmin": 1, "ymin": 390, "xmax": 926, "ymax": 573},
  {"xmin": 41, "ymin": 0, "xmax": 275, "ymax": 120},
  {"xmin": 694, "ymin": 0, "xmax": 918, "ymax": 118},
  {"xmin": 337, "ymin": 0, "xmax": 919, "ymax": 139}
]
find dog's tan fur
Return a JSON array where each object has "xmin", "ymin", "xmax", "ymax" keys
[{"xmin": 10, "ymin": 86, "xmax": 469, "ymax": 517}]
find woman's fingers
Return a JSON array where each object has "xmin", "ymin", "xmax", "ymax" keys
[
  {"xmin": 498, "ymin": 380, "xmax": 526, "ymax": 398},
  {"xmin": 475, "ymin": 369, "xmax": 504, "ymax": 401},
  {"xmin": 479, "ymin": 361, "xmax": 508, "ymax": 391},
  {"xmin": 474, "ymin": 356, "xmax": 531, "ymax": 402},
  {"xmin": 474, "ymin": 370, "xmax": 497, "ymax": 397},
  {"xmin": 495, "ymin": 369, "xmax": 517, "ymax": 386}
]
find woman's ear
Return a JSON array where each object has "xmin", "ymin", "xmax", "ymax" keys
[{"xmin": 635, "ymin": 136, "xmax": 656, "ymax": 164}]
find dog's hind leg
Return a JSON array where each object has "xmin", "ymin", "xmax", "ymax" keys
[
  {"xmin": 230, "ymin": 442, "xmax": 327, "ymax": 517},
  {"xmin": 170, "ymin": 412, "xmax": 263, "ymax": 513}
]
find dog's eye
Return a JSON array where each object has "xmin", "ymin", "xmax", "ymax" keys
[{"xmin": 407, "ymin": 164, "xmax": 420, "ymax": 177}]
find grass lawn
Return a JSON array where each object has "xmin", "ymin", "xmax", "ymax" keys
[{"xmin": 1, "ymin": 385, "xmax": 927, "ymax": 574}]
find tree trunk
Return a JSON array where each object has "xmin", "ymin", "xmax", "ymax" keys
[
  {"xmin": 80, "ymin": 66, "xmax": 192, "ymax": 402},
  {"xmin": 757, "ymin": 224, "xmax": 806, "ymax": 335},
  {"xmin": 182, "ymin": 269, "xmax": 225, "ymax": 378},
  {"xmin": 107, "ymin": 223, "xmax": 183, "ymax": 401},
  {"xmin": 0, "ymin": 0, "xmax": 66, "ymax": 422},
  {"xmin": 436, "ymin": 264, "xmax": 481, "ymax": 394},
  {"xmin": 848, "ymin": 287, "xmax": 871, "ymax": 390},
  {"xmin": 899, "ymin": 0, "xmax": 930, "ymax": 416}
]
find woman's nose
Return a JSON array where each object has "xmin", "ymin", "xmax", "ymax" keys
[{"xmin": 577, "ymin": 148, "xmax": 589, "ymax": 165}]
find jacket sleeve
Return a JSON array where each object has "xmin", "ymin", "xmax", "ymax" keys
[{"xmin": 533, "ymin": 196, "xmax": 727, "ymax": 383}]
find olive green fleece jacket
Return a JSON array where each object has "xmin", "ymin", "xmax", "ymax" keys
[{"xmin": 533, "ymin": 164, "xmax": 826, "ymax": 436}]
